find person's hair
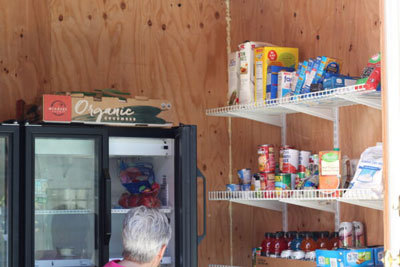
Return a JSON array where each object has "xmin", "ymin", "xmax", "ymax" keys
[{"xmin": 122, "ymin": 206, "xmax": 172, "ymax": 263}]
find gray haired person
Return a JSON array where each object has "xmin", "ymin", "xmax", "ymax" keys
[{"xmin": 104, "ymin": 206, "xmax": 172, "ymax": 267}]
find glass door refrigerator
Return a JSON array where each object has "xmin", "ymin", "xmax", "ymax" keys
[
  {"xmin": 24, "ymin": 124, "xmax": 204, "ymax": 267},
  {"xmin": 0, "ymin": 124, "xmax": 20, "ymax": 267}
]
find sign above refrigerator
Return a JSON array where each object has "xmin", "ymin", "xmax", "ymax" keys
[{"xmin": 42, "ymin": 89, "xmax": 173, "ymax": 127}]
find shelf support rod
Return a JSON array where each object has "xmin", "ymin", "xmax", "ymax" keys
[
  {"xmin": 333, "ymin": 107, "xmax": 341, "ymax": 231},
  {"xmin": 281, "ymin": 114, "xmax": 288, "ymax": 231}
]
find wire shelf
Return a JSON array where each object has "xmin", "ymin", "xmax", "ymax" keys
[
  {"xmin": 111, "ymin": 207, "xmax": 172, "ymax": 214},
  {"xmin": 206, "ymin": 85, "xmax": 381, "ymax": 126},
  {"xmin": 35, "ymin": 209, "xmax": 92, "ymax": 215},
  {"xmin": 209, "ymin": 189, "xmax": 383, "ymax": 212}
]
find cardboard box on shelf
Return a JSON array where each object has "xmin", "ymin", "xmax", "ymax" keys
[
  {"xmin": 316, "ymin": 248, "xmax": 375, "ymax": 267},
  {"xmin": 254, "ymin": 256, "xmax": 315, "ymax": 267},
  {"xmin": 43, "ymin": 90, "xmax": 173, "ymax": 127}
]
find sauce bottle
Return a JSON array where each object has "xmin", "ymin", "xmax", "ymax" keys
[
  {"xmin": 330, "ymin": 232, "xmax": 340, "ymax": 249},
  {"xmin": 273, "ymin": 232, "xmax": 286, "ymax": 257},
  {"xmin": 261, "ymin": 233, "xmax": 273, "ymax": 256},
  {"xmin": 300, "ymin": 232, "xmax": 317, "ymax": 252},
  {"xmin": 268, "ymin": 233, "xmax": 276, "ymax": 256},
  {"xmin": 290, "ymin": 232, "xmax": 303, "ymax": 251},
  {"xmin": 286, "ymin": 231, "xmax": 297, "ymax": 249},
  {"xmin": 317, "ymin": 231, "xmax": 330, "ymax": 249}
]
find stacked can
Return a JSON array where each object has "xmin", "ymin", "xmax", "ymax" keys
[
  {"xmin": 338, "ymin": 221, "xmax": 364, "ymax": 248},
  {"xmin": 296, "ymin": 151, "xmax": 311, "ymax": 189},
  {"xmin": 281, "ymin": 148, "xmax": 299, "ymax": 190},
  {"xmin": 258, "ymin": 144, "xmax": 275, "ymax": 196}
]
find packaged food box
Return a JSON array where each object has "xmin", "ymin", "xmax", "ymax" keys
[
  {"xmin": 43, "ymin": 91, "xmax": 173, "ymax": 127},
  {"xmin": 228, "ymin": 51, "xmax": 240, "ymax": 105},
  {"xmin": 323, "ymin": 75, "xmax": 358, "ymax": 89},
  {"xmin": 357, "ymin": 53, "xmax": 381, "ymax": 90},
  {"xmin": 319, "ymin": 150, "xmax": 341, "ymax": 190},
  {"xmin": 314, "ymin": 56, "xmax": 343, "ymax": 84},
  {"xmin": 372, "ymin": 246, "xmax": 384, "ymax": 266},
  {"xmin": 267, "ymin": 66, "xmax": 295, "ymax": 99},
  {"xmin": 254, "ymin": 46, "xmax": 298, "ymax": 102},
  {"xmin": 239, "ymin": 41, "xmax": 273, "ymax": 104},
  {"xmin": 316, "ymin": 248, "xmax": 375, "ymax": 267},
  {"xmin": 278, "ymin": 71, "xmax": 294, "ymax": 98}
]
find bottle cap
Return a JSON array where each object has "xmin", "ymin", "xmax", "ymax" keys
[{"xmin": 333, "ymin": 148, "xmax": 340, "ymax": 151}]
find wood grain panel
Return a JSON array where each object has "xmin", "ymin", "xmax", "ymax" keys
[
  {"xmin": 1, "ymin": 0, "xmax": 231, "ymax": 265},
  {"xmin": 230, "ymin": 0, "xmax": 382, "ymax": 259}
]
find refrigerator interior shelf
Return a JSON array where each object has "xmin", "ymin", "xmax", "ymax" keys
[
  {"xmin": 206, "ymin": 85, "xmax": 381, "ymax": 127},
  {"xmin": 112, "ymin": 207, "xmax": 172, "ymax": 214},
  {"xmin": 35, "ymin": 209, "xmax": 92, "ymax": 215},
  {"xmin": 209, "ymin": 189, "xmax": 383, "ymax": 213}
]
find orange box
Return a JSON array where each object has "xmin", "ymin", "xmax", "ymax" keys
[{"xmin": 319, "ymin": 150, "xmax": 341, "ymax": 190}]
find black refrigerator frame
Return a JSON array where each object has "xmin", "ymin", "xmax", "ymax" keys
[
  {"xmin": 0, "ymin": 124, "xmax": 20, "ymax": 267},
  {"xmin": 23, "ymin": 124, "xmax": 203, "ymax": 267}
]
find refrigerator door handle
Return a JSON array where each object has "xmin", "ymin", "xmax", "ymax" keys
[
  {"xmin": 104, "ymin": 169, "xmax": 112, "ymax": 245},
  {"xmin": 196, "ymin": 168, "xmax": 206, "ymax": 245}
]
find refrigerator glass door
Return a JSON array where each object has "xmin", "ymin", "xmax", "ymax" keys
[
  {"xmin": 0, "ymin": 136, "xmax": 8, "ymax": 267},
  {"xmin": 108, "ymin": 137, "xmax": 175, "ymax": 266},
  {"xmin": 33, "ymin": 137, "xmax": 99, "ymax": 267}
]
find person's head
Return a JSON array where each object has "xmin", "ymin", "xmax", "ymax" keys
[{"xmin": 122, "ymin": 206, "xmax": 172, "ymax": 266}]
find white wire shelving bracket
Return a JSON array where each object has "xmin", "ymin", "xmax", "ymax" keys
[
  {"xmin": 209, "ymin": 189, "xmax": 383, "ymax": 213},
  {"xmin": 206, "ymin": 85, "xmax": 381, "ymax": 126}
]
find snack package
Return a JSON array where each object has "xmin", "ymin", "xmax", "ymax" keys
[
  {"xmin": 302, "ymin": 58, "xmax": 320, "ymax": 94},
  {"xmin": 357, "ymin": 53, "xmax": 381, "ymax": 90},
  {"xmin": 254, "ymin": 46, "xmax": 298, "ymax": 102},
  {"xmin": 348, "ymin": 143, "xmax": 383, "ymax": 198},
  {"xmin": 323, "ymin": 75, "xmax": 358, "ymax": 89},
  {"xmin": 228, "ymin": 51, "xmax": 240, "ymax": 105},
  {"xmin": 294, "ymin": 61, "xmax": 308, "ymax": 95},
  {"xmin": 239, "ymin": 41, "xmax": 272, "ymax": 104},
  {"xmin": 314, "ymin": 56, "xmax": 342, "ymax": 84}
]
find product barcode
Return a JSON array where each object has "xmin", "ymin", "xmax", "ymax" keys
[{"xmin": 330, "ymin": 258, "xmax": 338, "ymax": 267}]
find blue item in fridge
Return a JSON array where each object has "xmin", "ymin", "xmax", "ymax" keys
[{"xmin": 119, "ymin": 161, "xmax": 156, "ymax": 194}]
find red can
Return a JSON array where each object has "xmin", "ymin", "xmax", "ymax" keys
[
  {"xmin": 258, "ymin": 145, "xmax": 275, "ymax": 173},
  {"xmin": 279, "ymin": 145, "xmax": 294, "ymax": 171}
]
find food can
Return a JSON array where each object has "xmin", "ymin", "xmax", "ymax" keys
[
  {"xmin": 266, "ymin": 179, "xmax": 275, "ymax": 196},
  {"xmin": 353, "ymin": 221, "xmax": 365, "ymax": 248},
  {"xmin": 237, "ymin": 168, "xmax": 252, "ymax": 185},
  {"xmin": 310, "ymin": 154, "xmax": 319, "ymax": 165},
  {"xmin": 281, "ymin": 250, "xmax": 293, "ymax": 259},
  {"xmin": 339, "ymin": 222, "xmax": 354, "ymax": 248},
  {"xmin": 258, "ymin": 144, "xmax": 275, "ymax": 173},
  {"xmin": 295, "ymin": 172, "xmax": 306, "ymax": 189},
  {"xmin": 291, "ymin": 250, "xmax": 305, "ymax": 260},
  {"xmin": 256, "ymin": 247, "xmax": 262, "ymax": 256},
  {"xmin": 226, "ymin": 184, "xmax": 239, "ymax": 191},
  {"xmin": 275, "ymin": 173, "xmax": 291, "ymax": 195},
  {"xmin": 241, "ymin": 184, "xmax": 251, "ymax": 191},
  {"xmin": 282, "ymin": 149, "xmax": 299, "ymax": 174},
  {"xmin": 299, "ymin": 151, "xmax": 311, "ymax": 172},
  {"xmin": 279, "ymin": 145, "xmax": 294, "ymax": 171}
]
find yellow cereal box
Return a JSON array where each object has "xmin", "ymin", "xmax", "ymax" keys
[{"xmin": 254, "ymin": 47, "xmax": 299, "ymax": 102}]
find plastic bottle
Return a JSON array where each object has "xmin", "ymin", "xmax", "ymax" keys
[
  {"xmin": 286, "ymin": 231, "xmax": 297, "ymax": 249},
  {"xmin": 261, "ymin": 233, "xmax": 273, "ymax": 256},
  {"xmin": 290, "ymin": 232, "xmax": 303, "ymax": 251},
  {"xmin": 300, "ymin": 232, "xmax": 317, "ymax": 252},
  {"xmin": 330, "ymin": 232, "xmax": 340, "ymax": 249},
  {"xmin": 273, "ymin": 232, "xmax": 286, "ymax": 257},
  {"xmin": 317, "ymin": 231, "xmax": 330, "ymax": 249},
  {"xmin": 268, "ymin": 233, "xmax": 276, "ymax": 256}
]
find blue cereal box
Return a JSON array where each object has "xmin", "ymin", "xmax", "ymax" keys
[
  {"xmin": 294, "ymin": 61, "xmax": 308, "ymax": 95},
  {"xmin": 316, "ymin": 248, "xmax": 374, "ymax": 267},
  {"xmin": 373, "ymin": 246, "xmax": 384, "ymax": 266},
  {"xmin": 267, "ymin": 66, "xmax": 295, "ymax": 99}
]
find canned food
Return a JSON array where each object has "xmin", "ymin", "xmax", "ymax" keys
[
  {"xmin": 241, "ymin": 184, "xmax": 251, "ymax": 191},
  {"xmin": 258, "ymin": 144, "xmax": 275, "ymax": 173},
  {"xmin": 291, "ymin": 250, "xmax": 305, "ymax": 260},
  {"xmin": 299, "ymin": 151, "xmax": 311, "ymax": 172},
  {"xmin": 226, "ymin": 184, "xmax": 240, "ymax": 191},
  {"xmin": 353, "ymin": 221, "xmax": 365, "ymax": 248},
  {"xmin": 282, "ymin": 149, "xmax": 299, "ymax": 174},
  {"xmin": 339, "ymin": 222, "xmax": 354, "ymax": 248},
  {"xmin": 295, "ymin": 172, "xmax": 306, "ymax": 189},
  {"xmin": 279, "ymin": 145, "xmax": 294, "ymax": 171},
  {"xmin": 310, "ymin": 154, "xmax": 319, "ymax": 165},
  {"xmin": 280, "ymin": 250, "xmax": 293, "ymax": 259},
  {"xmin": 304, "ymin": 251, "xmax": 316, "ymax": 261},
  {"xmin": 237, "ymin": 168, "xmax": 252, "ymax": 184},
  {"xmin": 275, "ymin": 173, "xmax": 291, "ymax": 193}
]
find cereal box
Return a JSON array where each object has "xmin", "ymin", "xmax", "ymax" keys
[
  {"xmin": 228, "ymin": 51, "xmax": 240, "ymax": 105},
  {"xmin": 278, "ymin": 71, "xmax": 294, "ymax": 98},
  {"xmin": 239, "ymin": 41, "xmax": 272, "ymax": 104},
  {"xmin": 254, "ymin": 46, "xmax": 298, "ymax": 102}
]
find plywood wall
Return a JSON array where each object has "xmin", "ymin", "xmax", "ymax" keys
[
  {"xmin": 230, "ymin": 0, "xmax": 382, "ymax": 265},
  {"xmin": 0, "ymin": 0, "xmax": 231, "ymax": 266}
]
